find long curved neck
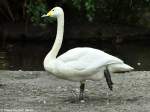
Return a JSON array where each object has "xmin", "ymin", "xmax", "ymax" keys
[{"xmin": 49, "ymin": 13, "xmax": 64, "ymax": 59}]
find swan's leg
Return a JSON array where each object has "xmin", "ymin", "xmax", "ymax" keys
[
  {"xmin": 79, "ymin": 82, "xmax": 85, "ymax": 100},
  {"xmin": 104, "ymin": 66, "xmax": 113, "ymax": 91}
]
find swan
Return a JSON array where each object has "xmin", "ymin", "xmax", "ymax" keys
[{"xmin": 42, "ymin": 7, "xmax": 133, "ymax": 101}]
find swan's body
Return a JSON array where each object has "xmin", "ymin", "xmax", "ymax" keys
[
  {"xmin": 44, "ymin": 47, "xmax": 132, "ymax": 81},
  {"xmin": 42, "ymin": 7, "xmax": 133, "ymax": 100}
]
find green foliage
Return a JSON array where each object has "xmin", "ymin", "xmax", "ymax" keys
[
  {"xmin": 71, "ymin": 0, "xmax": 96, "ymax": 21},
  {"xmin": 84, "ymin": 0, "xmax": 96, "ymax": 21},
  {"xmin": 26, "ymin": 0, "xmax": 96, "ymax": 23},
  {"xmin": 70, "ymin": 0, "xmax": 150, "ymax": 24},
  {"xmin": 26, "ymin": 0, "xmax": 54, "ymax": 24},
  {"xmin": 94, "ymin": 0, "xmax": 150, "ymax": 24},
  {"xmin": 26, "ymin": 0, "xmax": 150, "ymax": 25}
]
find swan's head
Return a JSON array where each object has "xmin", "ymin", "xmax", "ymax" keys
[{"xmin": 42, "ymin": 7, "xmax": 64, "ymax": 18}]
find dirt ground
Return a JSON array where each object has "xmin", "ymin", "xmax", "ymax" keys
[{"xmin": 0, "ymin": 71, "xmax": 150, "ymax": 112}]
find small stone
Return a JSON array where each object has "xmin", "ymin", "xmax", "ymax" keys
[
  {"xmin": 137, "ymin": 62, "xmax": 141, "ymax": 66},
  {"xmin": 63, "ymin": 88, "xmax": 67, "ymax": 91},
  {"xmin": 80, "ymin": 100, "xmax": 85, "ymax": 103},
  {"xmin": 75, "ymin": 88, "xmax": 79, "ymax": 92},
  {"xmin": 43, "ymin": 100, "xmax": 46, "ymax": 104},
  {"xmin": 57, "ymin": 86, "xmax": 61, "ymax": 89},
  {"xmin": 85, "ymin": 89, "xmax": 89, "ymax": 92}
]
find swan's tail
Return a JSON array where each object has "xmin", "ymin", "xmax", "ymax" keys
[{"xmin": 109, "ymin": 63, "xmax": 134, "ymax": 73}]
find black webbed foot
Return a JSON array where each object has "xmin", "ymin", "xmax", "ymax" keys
[{"xmin": 104, "ymin": 66, "xmax": 113, "ymax": 91}]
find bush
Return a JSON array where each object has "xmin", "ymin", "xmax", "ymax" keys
[
  {"xmin": 26, "ymin": 0, "xmax": 54, "ymax": 24},
  {"xmin": 26, "ymin": 0, "xmax": 150, "ymax": 24}
]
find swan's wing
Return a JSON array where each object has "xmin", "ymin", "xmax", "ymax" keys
[
  {"xmin": 57, "ymin": 47, "xmax": 88, "ymax": 62},
  {"xmin": 57, "ymin": 47, "xmax": 123, "ymax": 74}
]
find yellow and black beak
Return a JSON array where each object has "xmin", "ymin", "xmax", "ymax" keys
[{"xmin": 41, "ymin": 10, "xmax": 52, "ymax": 18}]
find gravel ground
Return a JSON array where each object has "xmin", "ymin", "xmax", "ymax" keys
[{"xmin": 0, "ymin": 71, "xmax": 150, "ymax": 112}]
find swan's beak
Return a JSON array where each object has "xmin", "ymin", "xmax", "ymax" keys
[
  {"xmin": 41, "ymin": 11, "xmax": 52, "ymax": 18},
  {"xmin": 41, "ymin": 14, "xmax": 48, "ymax": 18}
]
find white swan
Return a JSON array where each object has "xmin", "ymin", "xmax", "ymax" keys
[{"xmin": 42, "ymin": 7, "xmax": 133, "ymax": 100}]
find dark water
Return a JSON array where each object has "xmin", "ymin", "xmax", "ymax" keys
[{"xmin": 0, "ymin": 39, "xmax": 150, "ymax": 70}]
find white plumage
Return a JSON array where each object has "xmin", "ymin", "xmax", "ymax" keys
[
  {"xmin": 45, "ymin": 47, "xmax": 132, "ymax": 81},
  {"xmin": 42, "ymin": 7, "xmax": 133, "ymax": 100}
]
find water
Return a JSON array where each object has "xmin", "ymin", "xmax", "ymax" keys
[{"xmin": 0, "ymin": 39, "xmax": 150, "ymax": 70}]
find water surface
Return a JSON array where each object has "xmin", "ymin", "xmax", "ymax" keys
[{"xmin": 0, "ymin": 39, "xmax": 150, "ymax": 70}]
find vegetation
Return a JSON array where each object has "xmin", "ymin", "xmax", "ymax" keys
[
  {"xmin": 26, "ymin": 0, "xmax": 54, "ymax": 24},
  {"xmin": 1, "ymin": 0, "xmax": 150, "ymax": 25},
  {"xmin": 70, "ymin": 0, "xmax": 96, "ymax": 21},
  {"xmin": 25, "ymin": 0, "xmax": 150, "ymax": 24}
]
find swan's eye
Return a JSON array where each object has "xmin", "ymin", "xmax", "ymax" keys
[{"xmin": 52, "ymin": 9, "xmax": 54, "ymax": 11}]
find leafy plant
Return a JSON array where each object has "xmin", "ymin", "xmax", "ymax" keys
[
  {"xmin": 26, "ymin": 0, "xmax": 54, "ymax": 24},
  {"xmin": 26, "ymin": 0, "xmax": 150, "ymax": 25},
  {"xmin": 71, "ymin": 0, "xmax": 96, "ymax": 21}
]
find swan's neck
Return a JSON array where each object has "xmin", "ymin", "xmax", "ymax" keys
[
  {"xmin": 48, "ymin": 14, "xmax": 64, "ymax": 59},
  {"xmin": 44, "ymin": 13, "xmax": 64, "ymax": 70}
]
